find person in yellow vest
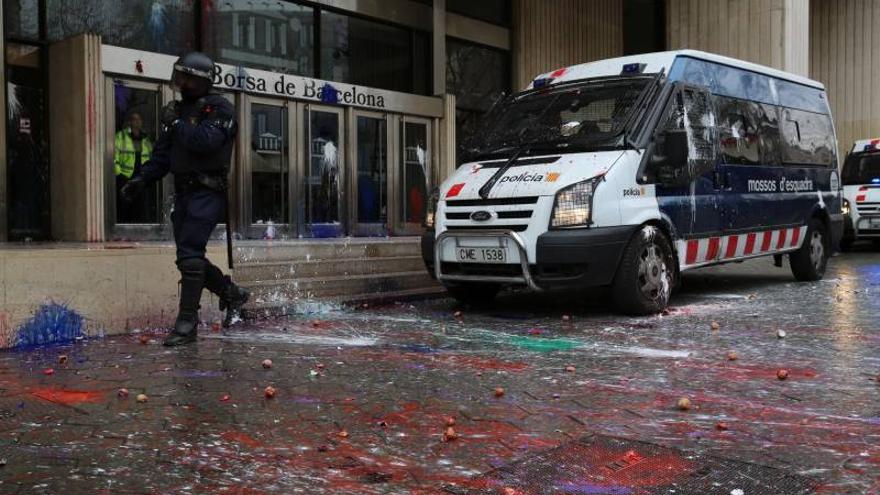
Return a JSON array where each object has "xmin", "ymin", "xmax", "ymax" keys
[{"xmin": 115, "ymin": 112, "xmax": 153, "ymax": 222}]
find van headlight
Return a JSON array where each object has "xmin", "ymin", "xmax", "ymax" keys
[
  {"xmin": 842, "ymin": 198, "xmax": 851, "ymax": 216},
  {"xmin": 424, "ymin": 187, "xmax": 440, "ymax": 229},
  {"xmin": 550, "ymin": 179, "xmax": 597, "ymax": 228}
]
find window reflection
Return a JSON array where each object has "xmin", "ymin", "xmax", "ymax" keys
[
  {"xmin": 305, "ymin": 110, "xmax": 341, "ymax": 236},
  {"xmin": 401, "ymin": 122, "xmax": 428, "ymax": 225},
  {"xmin": 321, "ymin": 11, "xmax": 430, "ymax": 94},
  {"xmin": 446, "ymin": 38, "xmax": 510, "ymax": 161},
  {"xmin": 356, "ymin": 116, "xmax": 387, "ymax": 227},
  {"xmin": 204, "ymin": 0, "xmax": 314, "ymax": 76},
  {"xmin": 6, "ymin": 43, "xmax": 49, "ymax": 240},
  {"xmin": 4, "ymin": 0, "xmax": 40, "ymax": 40},
  {"xmin": 46, "ymin": 0, "xmax": 194, "ymax": 54},
  {"xmin": 251, "ymin": 104, "xmax": 288, "ymax": 226},
  {"xmin": 113, "ymin": 83, "xmax": 161, "ymax": 223},
  {"xmin": 779, "ymin": 108, "xmax": 836, "ymax": 167}
]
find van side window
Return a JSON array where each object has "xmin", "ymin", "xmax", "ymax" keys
[
  {"xmin": 779, "ymin": 108, "xmax": 836, "ymax": 167},
  {"xmin": 716, "ymin": 96, "xmax": 782, "ymax": 166},
  {"xmin": 647, "ymin": 86, "xmax": 715, "ymax": 182},
  {"xmin": 716, "ymin": 97, "xmax": 760, "ymax": 165},
  {"xmin": 756, "ymin": 103, "xmax": 782, "ymax": 166},
  {"xmin": 679, "ymin": 88, "xmax": 716, "ymax": 177}
]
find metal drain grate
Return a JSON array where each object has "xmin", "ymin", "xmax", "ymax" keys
[{"xmin": 446, "ymin": 434, "xmax": 815, "ymax": 495}]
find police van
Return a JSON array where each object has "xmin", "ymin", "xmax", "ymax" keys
[
  {"xmin": 422, "ymin": 50, "xmax": 842, "ymax": 315},
  {"xmin": 841, "ymin": 139, "xmax": 880, "ymax": 248}
]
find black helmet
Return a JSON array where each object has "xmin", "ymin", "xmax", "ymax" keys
[{"xmin": 171, "ymin": 52, "xmax": 214, "ymax": 99}]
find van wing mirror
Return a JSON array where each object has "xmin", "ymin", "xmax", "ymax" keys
[
  {"xmin": 664, "ymin": 128, "xmax": 689, "ymax": 166},
  {"xmin": 652, "ymin": 129, "xmax": 689, "ymax": 184}
]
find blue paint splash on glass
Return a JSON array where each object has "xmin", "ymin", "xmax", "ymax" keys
[
  {"xmin": 320, "ymin": 84, "xmax": 339, "ymax": 104},
  {"xmin": 15, "ymin": 303, "xmax": 85, "ymax": 349}
]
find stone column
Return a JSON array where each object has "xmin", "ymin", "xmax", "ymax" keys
[
  {"xmin": 666, "ymin": 0, "xmax": 810, "ymax": 77},
  {"xmin": 512, "ymin": 0, "xmax": 624, "ymax": 90},
  {"xmin": 48, "ymin": 33, "xmax": 105, "ymax": 241}
]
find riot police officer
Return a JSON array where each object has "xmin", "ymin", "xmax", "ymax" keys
[{"xmin": 121, "ymin": 52, "xmax": 249, "ymax": 347}]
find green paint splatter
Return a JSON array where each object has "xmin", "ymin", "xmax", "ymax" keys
[{"xmin": 507, "ymin": 336, "xmax": 580, "ymax": 352}]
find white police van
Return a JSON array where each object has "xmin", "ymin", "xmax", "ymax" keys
[
  {"xmin": 841, "ymin": 139, "xmax": 880, "ymax": 248},
  {"xmin": 422, "ymin": 50, "xmax": 842, "ymax": 315}
]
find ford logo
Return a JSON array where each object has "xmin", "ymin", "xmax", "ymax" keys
[{"xmin": 470, "ymin": 210, "xmax": 492, "ymax": 222}]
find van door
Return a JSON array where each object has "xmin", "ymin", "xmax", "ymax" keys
[
  {"xmin": 713, "ymin": 97, "xmax": 789, "ymax": 256},
  {"xmin": 649, "ymin": 85, "xmax": 721, "ymax": 265}
]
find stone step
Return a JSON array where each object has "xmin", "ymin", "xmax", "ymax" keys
[
  {"xmin": 234, "ymin": 256, "xmax": 426, "ymax": 282},
  {"xmin": 246, "ymin": 271, "xmax": 439, "ymax": 305},
  {"xmin": 245, "ymin": 286, "xmax": 448, "ymax": 319},
  {"xmin": 234, "ymin": 238, "xmax": 420, "ymax": 263}
]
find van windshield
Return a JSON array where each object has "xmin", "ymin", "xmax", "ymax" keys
[
  {"xmin": 461, "ymin": 77, "xmax": 652, "ymax": 162},
  {"xmin": 842, "ymin": 151, "xmax": 880, "ymax": 185}
]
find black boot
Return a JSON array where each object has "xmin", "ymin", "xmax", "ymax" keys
[
  {"xmin": 221, "ymin": 276, "xmax": 250, "ymax": 328},
  {"xmin": 204, "ymin": 261, "xmax": 226, "ymax": 298},
  {"xmin": 203, "ymin": 262, "xmax": 249, "ymax": 328},
  {"xmin": 164, "ymin": 258, "xmax": 206, "ymax": 347}
]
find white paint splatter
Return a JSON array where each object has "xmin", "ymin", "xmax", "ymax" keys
[{"xmin": 207, "ymin": 333, "xmax": 378, "ymax": 347}]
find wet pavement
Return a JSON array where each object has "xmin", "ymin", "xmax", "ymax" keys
[{"xmin": 2, "ymin": 247, "xmax": 880, "ymax": 494}]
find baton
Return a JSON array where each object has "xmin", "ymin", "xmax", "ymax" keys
[{"xmin": 225, "ymin": 190, "xmax": 234, "ymax": 270}]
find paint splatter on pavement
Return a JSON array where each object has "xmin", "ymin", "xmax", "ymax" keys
[{"xmin": 0, "ymin": 252, "xmax": 880, "ymax": 493}]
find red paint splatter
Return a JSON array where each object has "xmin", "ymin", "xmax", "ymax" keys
[
  {"xmin": 31, "ymin": 388, "xmax": 102, "ymax": 406},
  {"xmin": 220, "ymin": 431, "xmax": 264, "ymax": 449}
]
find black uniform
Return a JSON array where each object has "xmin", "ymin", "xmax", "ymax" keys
[
  {"xmin": 123, "ymin": 51, "xmax": 248, "ymax": 347},
  {"xmin": 140, "ymin": 94, "xmax": 236, "ymax": 261},
  {"xmin": 128, "ymin": 93, "xmax": 248, "ymax": 346}
]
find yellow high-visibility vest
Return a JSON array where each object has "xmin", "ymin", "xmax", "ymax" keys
[{"xmin": 114, "ymin": 129, "xmax": 152, "ymax": 178}]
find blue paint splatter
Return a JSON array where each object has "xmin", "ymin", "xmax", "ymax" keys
[
  {"xmin": 15, "ymin": 303, "xmax": 85, "ymax": 349},
  {"xmin": 320, "ymin": 84, "xmax": 339, "ymax": 104},
  {"xmin": 174, "ymin": 370, "xmax": 226, "ymax": 378},
  {"xmin": 398, "ymin": 343, "xmax": 436, "ymax": 354}
]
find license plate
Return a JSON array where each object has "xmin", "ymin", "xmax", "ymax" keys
[
  {"xmin": 456, "ymin": 247, "xmax": 507, "ymax": 263},
  {"xmin": 871, "ymin": 218, "xmax": 880, "ymax": 229}
]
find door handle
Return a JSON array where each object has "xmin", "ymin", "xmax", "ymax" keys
[{"xmin": 713, "ymin": 170, "xmax": 724, "ymax": 189}]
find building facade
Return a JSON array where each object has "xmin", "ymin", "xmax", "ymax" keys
[{"xmin": 0, "ymin": 0, "xmax": 876, "ymax": 242}]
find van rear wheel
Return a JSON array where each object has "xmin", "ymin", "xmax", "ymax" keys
[
  {"xmin": 612, "ymin": 228, "xmax": 676, "ymax": 315},
  {"xmin": 445, "ymin": 283, "xmax": 500, "ymax": 307},
  {"xmin": 790, "ymin": 218, "xmax": 828, "ymax": 281}
]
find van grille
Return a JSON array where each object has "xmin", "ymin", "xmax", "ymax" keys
[
  {"xmin": 443, "ymin": 196, "xmax": 539, "ymax": 233},
  {"xmin": 857, "ymin": 202, "xmax": 880, "ymax": 215},
  {"xmin": 446, "ymin": 225, "xmax": 529, "ymax": 232},
  {"xmin": 446, "ymin": 197, "xmax": 539, "ymax": 207}
]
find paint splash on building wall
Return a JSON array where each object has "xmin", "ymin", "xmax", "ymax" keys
[
  {"xmin": 0, "ymin": 311, "xmax": 13, "ymax": 348},
  {"xmin": 15, "ymin": 302, "xmax": 85, "ymax": 349}
]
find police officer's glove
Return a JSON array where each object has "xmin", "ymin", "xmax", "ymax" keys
[
  {"xmin": 161, "ymin": 101, "xmax": 181, "ymax": 129},
  {"xmin": 120, "ymin": 176, "xmax": 147, "ymax": 202}
]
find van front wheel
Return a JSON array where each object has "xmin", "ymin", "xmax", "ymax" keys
[
  {"xmin": 790, "ymin": 218, "xmax": 828, "ymax": 281},
  {"xmin": 612, "ymin": 229, "xmax": 676, "ymax": 315}
]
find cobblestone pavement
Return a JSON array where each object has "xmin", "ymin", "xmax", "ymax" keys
[{"xmin": 1, "ymin": 248, "xmax": 880, "ymax": 494}]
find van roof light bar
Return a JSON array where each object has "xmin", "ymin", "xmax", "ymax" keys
[{"xmin": 621, "ymin": 63, "xmax": 647, "ymax": 75}]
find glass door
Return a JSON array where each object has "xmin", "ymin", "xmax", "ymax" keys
[
  {"xmin": 301, "ymin": 105, "xmax": 345, "ymax": 238},
  {"xmin": 397, "ymin": 117, "xmax": 431, "ymax": 235},
  {"xmin": 105, "ymin": 78, "xmax": 170, "ymax": 240},
  {"xmin": 246, "ymin": 98, "xmax": 290, "ymax": 239},
  {"xmin": 6, "ymin": 43, "xmax": 49, "ymax": 241},
  {"xmin": 352, "ymin": 111, "xmax": 389, "ymax": 237}
]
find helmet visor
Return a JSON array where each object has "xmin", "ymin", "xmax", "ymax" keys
[{"xmin": 172, "ymin": 67, "xmax": 212, "ymax": 98}]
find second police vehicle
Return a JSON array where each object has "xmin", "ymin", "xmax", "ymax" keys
[
  {"xmin": 423, "ymin": 50, "xmax": 843, "ymax": 315},
  {"xmin": 841, "ymin": 138, "xmax": 880, "ymax": 248}
]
